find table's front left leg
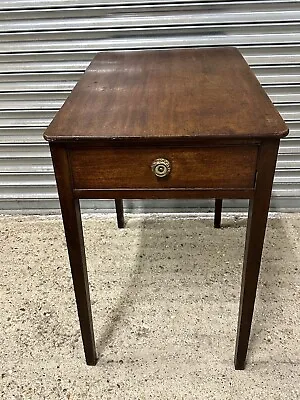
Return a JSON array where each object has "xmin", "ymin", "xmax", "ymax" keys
[
  {"xmin": 50, "ymin": 145, "xmax": 97, "ymax": 366},
  {"xmin": 234, "ymin": 140, "xmax": 280, "ymax": 370}
]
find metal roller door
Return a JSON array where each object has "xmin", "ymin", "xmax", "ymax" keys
[{"xmin": 0, "ymin": 0, "xmax": 299, "ymax": 213}]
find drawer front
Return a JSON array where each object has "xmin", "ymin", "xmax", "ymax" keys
[{"xmin": 69, "ymin": 146, "xmax": 258, "ymax": 190}]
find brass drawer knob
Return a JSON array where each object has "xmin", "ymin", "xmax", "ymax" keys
[{"xmin": 151, "ymin": 158, "xmax": 171, "ymax": 178}]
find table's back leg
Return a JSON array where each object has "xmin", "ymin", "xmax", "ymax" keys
[
  {"xmin": 214, "ymin": 199, "xmax": 223, "ymax": 228},
  {"xmin": 50, "ymin": 144, "xmax": 97, "ymax": 366},
  {"xmin": 115, "ymin": 199, "xmax": 125, "ymax": 228},
  {"xmin": 234, "ymin": 140, "xmax": 279, "ymax": 370}
]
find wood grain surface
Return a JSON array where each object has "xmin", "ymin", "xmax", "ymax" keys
[
  {"xmin": 69, "ymin": 145, "xmax": 258, "ymax": 189},
  {"xmin": 44, "ymin": 47, "xmax": 288, "ymax": 143}
]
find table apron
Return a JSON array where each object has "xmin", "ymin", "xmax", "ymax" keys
[
  {"xmin": 68, "ymin": 145, "xmax": 258, "ymax": 191},
  {"xmin": 73, "ymin": 188, "xmax": 254, "ymax": 199}
]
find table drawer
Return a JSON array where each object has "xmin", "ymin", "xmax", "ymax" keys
[{"xmin": 69, "ymin": 146, "xmax": 258, "ymax": 190}]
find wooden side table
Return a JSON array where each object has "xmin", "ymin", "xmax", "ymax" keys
[{"xmin": 44, "ymin": 47, "xmax": 288, "ymax": 369}]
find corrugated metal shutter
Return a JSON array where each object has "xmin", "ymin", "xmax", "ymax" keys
[{"xmin": 1, "ymin": 0, "xmax": 299, "ymax": 213}]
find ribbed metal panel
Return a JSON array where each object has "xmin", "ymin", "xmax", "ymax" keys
[{"xmin": 0, "ymin": 0, "xmax": 299, "ymax": 213}]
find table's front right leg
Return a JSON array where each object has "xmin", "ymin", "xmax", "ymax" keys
[
  {"xmin": 234, "ymin": 140, "xmax": 279, "ymax": 370},
  {"xmin": 50, "ymin": 144, "xmax": 97, "ymax": 366}
]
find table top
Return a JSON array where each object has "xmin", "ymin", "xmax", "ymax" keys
[{"xmin": 44, "ymin": 47, "xmax": 288, "ymax": 143}]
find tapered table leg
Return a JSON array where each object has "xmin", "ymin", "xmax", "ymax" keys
[
  {"xmin": 50, "ymin": 144, "xmax": 97, "ymax": 366},
  {"xmin": 115, "ymin": 199, "xmax": 125, "ymax": 228},
  {"xmin": 214, "ymin": 199, "xmax": 223, "ymax": 228},
  {"xmin": 234, "ymin": 140, "xmax": 279, "ymax": 370}
]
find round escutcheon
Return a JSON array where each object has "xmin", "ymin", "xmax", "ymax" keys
[{"xmin": 151, "ymin": 158, "xmax": 171, "ymax": 178}]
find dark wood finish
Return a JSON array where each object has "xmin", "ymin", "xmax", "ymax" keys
[
  {"xmin": 44, "ymin": 48, "xmax": 288, "ymax": 368},
  {"xmin": 44, "ymin": 48, "xmax": 288, "ymax": 143},
  {"xmin": 115, "ymin": 199, "xmax": 125, "ymax": 228},
  {"xmin": 73, "ymin": 188, "xmax": 254, "ymax": 199},
  {"xmin": 66, "ymin": 138, "xmax": 262, "ymax": 148},
  {"xmin": 69, "ymin": 146, "xmax": 258, "ymax": 190},
  {"xmin": 234, "ymin": 140, "xmax": 280, "ymax": 370},
  {"xmin": 214, "ymin": 199, "xmax": 223, "ymax": 228},
  {"xmin": 50, "ymin": 144, "xmax": 97, "ymax": 366}
]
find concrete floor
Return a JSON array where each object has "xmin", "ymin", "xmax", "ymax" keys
[{"xmin": 0, "ymin": 214, "xmax": 299, "ymax": 399}]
